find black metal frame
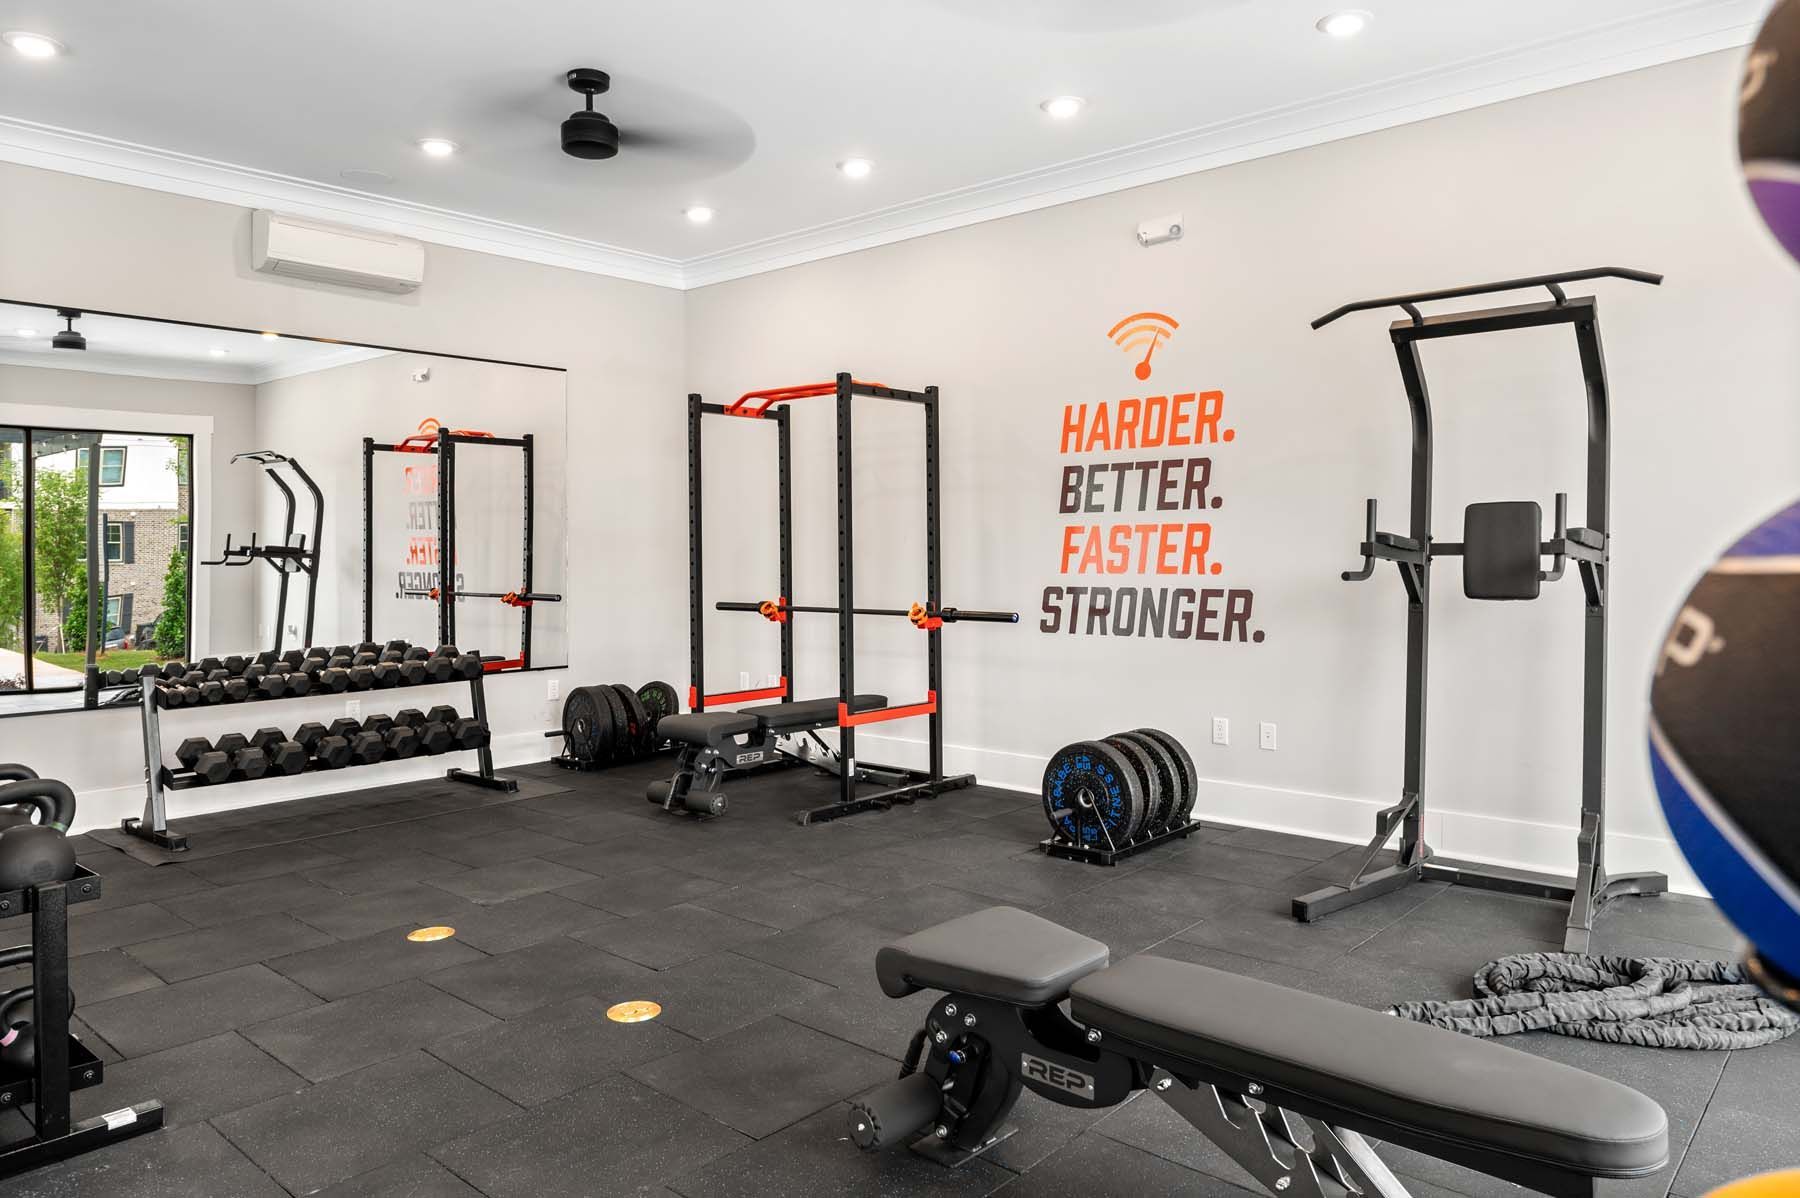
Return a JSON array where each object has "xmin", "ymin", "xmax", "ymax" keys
[
  {"xmin": 1040, "ymin": 817, "xmax": 1204, "ymax": 866},
  {"xmin": 1295, "ymin": 269, "xmax": 1667, "ymax": 952},
  {"xmin": 124, "ymin": 666, "xmax": 515, "ymax": 851},
  {"xmin": 201, "ymin": 451, "xmax": 323, "ymax": 655},
  {"xmin": 0, "ymin": 867, "xmax": 164, "ymax": 1175},
  {"xmin": 363, "ymin": 430, "xmax": 542, "ymax": 668},
  {"xmin": 687, "ymin": 374, "xmax": 1013, "ymax": 824}
]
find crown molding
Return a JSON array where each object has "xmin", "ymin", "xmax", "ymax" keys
[{"xmin": 0, "ymin": 1, "xmax": 1767, "ymax": 294}]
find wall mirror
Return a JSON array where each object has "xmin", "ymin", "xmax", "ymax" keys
[{"xmin": 0, "ymin": 300, "xmax": 566, "ymax": 717}]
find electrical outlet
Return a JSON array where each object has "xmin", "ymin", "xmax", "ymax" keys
[
  {"xmin": 739, "ymin": 671, "xmax": 750, "ymax": 690},
  {"xmin": 1212, "ymin": 716, "xmax": 1229, "ymax": 746},
  {"xmin": 345, "ymin": 698, "xmax": 361, "ymax": 720},
  {"xmin": 1260, "ymin": 721, "xmax": 1277, "ymax": 751},
  {"xmin": 547, "ymin": 678, "xmax": 560, "ymax": 701}
]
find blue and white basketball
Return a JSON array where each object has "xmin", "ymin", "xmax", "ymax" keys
[
  {"xmin": 1741, "ymin": 0, "xmax": 1800, "ymax": 266},
  {"xmin": 1649, "ymin": 498, "xmax": 1800, "ymax": 981}
]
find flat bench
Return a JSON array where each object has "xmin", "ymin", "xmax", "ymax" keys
[
  {"xmin": 858, "ymin": 906, "xmax": 1668, "ymax": 1196},
  {"xmin": 648, "ymin": 695, "xmax": 886, "ymax": 817}
]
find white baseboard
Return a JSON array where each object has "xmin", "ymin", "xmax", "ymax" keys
[
  {"xmin": 66, "ymin": 729, "xmax": 551, "ymax": 840},
  {"xmin": 851, "ymin": 731, "xmax": 1705, "ymax": 897}
]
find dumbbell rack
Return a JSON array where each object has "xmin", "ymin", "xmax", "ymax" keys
[
  {"xmin": 126, "ymin": 667, "xmax": 515, "ymax": 851},
  {"xmin": 0, "ymin": 868, "xmax": 164, "ymax": 1176}
]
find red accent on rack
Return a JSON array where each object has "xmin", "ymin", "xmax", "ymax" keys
[
  {"xmin": 839, "ymin": 691, "xmax": 938, "ymax": 727},
  {"xmin": 483, "ymin": 656, "xmax": 525, "ymax": 672},
  {"xmin": 724, "ymin": 380, "xmax": 888, "ymax": 418},
  {"xmin": 698, "ymin": 677, "xmax": 790, "ymax": 706}
]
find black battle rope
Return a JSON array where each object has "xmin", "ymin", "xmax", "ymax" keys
[{"xmin": 1389, "ymin": 953, "xmax": 1800, "ymax": 1050}]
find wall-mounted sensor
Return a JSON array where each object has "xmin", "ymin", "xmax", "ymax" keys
[
  {"xmin": 1137, "ymin": 213, "xmax": 1183, "ymax": 247},
  {"xmin": 411, "ymin": 367, "xmax": 432, "ymax": 383}
]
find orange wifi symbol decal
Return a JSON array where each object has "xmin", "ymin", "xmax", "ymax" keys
[
  {"xmin": 1108, "ymin": 312, "xmax": 1179, "ymax": 381},
  {"xmin": 416, "ymin": 417, "xmax": 442, "ymax": 436}
]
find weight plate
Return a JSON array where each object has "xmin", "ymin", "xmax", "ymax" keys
[
  {"xmin": 1042, "ymin": 740, "xmax": 1143, "ymax": 850},
  {"xmin": 610, "ymin": 683, "xmax": 651, "ymax": 755},
  {"xmin": 1115, "ymin": 730, "xmax": 1180, "ymax": 833},
  {"xmin": 1101, "ymin": 734, "xmax": 1159, "ymax": 841},
  {"xmin": 562, "ymin": 686, "xmax": 615, "ymax": 763},
  {"xmin": 1134, "ymin": 727, "xmax": 1198, "ymax": 826},
  {"xmin": 594, "ymin": 684, "xmax": 629, "ymax": 760},
  {"xmin": 636, "ymin": 680, "xmax": 680, "ymax": 739}
]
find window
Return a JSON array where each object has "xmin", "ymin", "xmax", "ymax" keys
[
  {"xmin": 105, "ymin": 521, "xmax": 135, "ymax": 564},
  {"xmin": 76, "ymin": 445, "xmax": 126, "ymax": 486},
  {"xmin": 177, "ymin": 522, "xmax": 190, "ymax": 557},
  {"xmin": 104, "ymin": 596, "xmax": 122, "ymax": 632}
]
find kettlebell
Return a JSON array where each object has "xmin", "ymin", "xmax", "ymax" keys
[
  {"xmin": 0, "ymin": 778, "xmax": 77, "ymax": 892},
  {"xmin": 0, "ymin": 766, "xmax": 38, "ymax": 834},
  {"xmin": 0, "ymin": 983, "xmax": 76, "ymax": 1076}
]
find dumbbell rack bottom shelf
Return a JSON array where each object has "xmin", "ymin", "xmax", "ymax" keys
[
  {"xmin": 126, "ymin": 668, "xmax": 516, "ymax": 852},
  {"xmin": 1039, "ymin": 818, "xmax": 1204, "ymax": 867},
  {"xmin": 0, "ymin": 871, "xmax": 166, "ymax": 1178}
]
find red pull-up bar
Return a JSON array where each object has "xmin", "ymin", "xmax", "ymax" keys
[{"xmin": 725, "ymin": 380, "xmax": 888, "ymax": 418}]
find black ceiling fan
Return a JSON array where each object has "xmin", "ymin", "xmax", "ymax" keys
[{"xmin": 561, "ymin": 68, "xmax": 619, "ymax": 160}]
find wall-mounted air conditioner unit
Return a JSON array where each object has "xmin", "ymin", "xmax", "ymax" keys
[{"xmin": 252, "ymin": 210, "xmax": 426, "ymax": 293}]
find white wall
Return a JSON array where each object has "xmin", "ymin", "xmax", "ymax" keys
[
  {"xmin": 252, "ymin": 353, "xmax": 567, "ymax": 665},
  {"xmin": 0, "ymin": 363, "xmax": 258, "ymax": 652},
  {"xmin": 683, "ymin": 51, "xmax": 1800, "ymax": 893},
  {"xmin": 0, "ymin": 160, "xmax": 686, "ymax": 832}
]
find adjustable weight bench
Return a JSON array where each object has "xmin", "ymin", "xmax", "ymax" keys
[
  {"xmin": 853, "ymin": 907, "xmax": 1669, "ymax": 1197},
  {"xmin": 647, "ymin": 695, "xmax": 888, "ymax": 817}
]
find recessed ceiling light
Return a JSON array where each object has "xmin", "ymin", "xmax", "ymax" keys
[
  {"xmin": 13, "ymin": 328, "xmax": 36, "ymax": 338},
  {"xmin": 3, "ymin": 31, "xmax": 64, "ymax": 59},
  {"xmin": 1041, "ymin": 96, "xmax": 1086, "ymax": 120},
  {"xmin": 416, "ymin": 138, "xmax": 459, "ymax": 158},
  {"xmin": 838, "ymin": 157, "xmax": 874, "ymax": 180},
  {"xmin": 684, "ymin": 206, "xmax": 715, "ymax": 224},
  {"xmin": 208, "ymin": 347, "xmax": 229, "ymax": 358},
  {"xmin": 1316, "ymin": 9, "xmax": 1371, "ymax": 38},
  {"xmin": 261, "ymin": 331, "xmax": 279, "ymax": 340}
]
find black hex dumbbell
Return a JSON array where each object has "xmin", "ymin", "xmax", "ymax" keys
[
  {"xmin": 304, "ymin": 645, "xmax": 330, "ymax": 662},
  {"xmin": 352, "ymin": 651, "xmax": 379, "ymax": 669},
  {"xmin": 293, "ymin": 722, "xmax": 329, "ymax": 753},
  {"xmin": 224, "ymin": 654, "xmax": 249, "ymax": 676},
  {"xmin": 137, "ymin": 662, "xmax": 165, "ymax": 682},
  {"xmin": 403, "ymin": 645, "xmax": 431, "ymax": 662},
  {"xmin": 197, "ymin": 656, "xmax": 224, "ymax": 675},
  {"xmin": 223, "ymin": 677, "xmax": 252, "ymax": 703},
  {"xmin": 176, "ymin": 736, "xmax": 214, "ymax": 770},
  {"xmin": 285, "ymin": 672, "xmax": 313, "ymax": 697},
  {"xmin": 450, "ymin": 718, "xmax": 489, "ymax": 750},
  {"xmin": 384, "ymin": 639, "xmax": 411, "ymax": 655},
  {"xmin": 417, "ymin": 721, "xmax": 454, "ymax": 755},
  {"xmin": 386, "ymin": 726, "xmax": 421, "ymax": 758},
  {"xmin": 349, "ymin": 730, "xmax": 387, "ymax": 765},
  {"xmin": 393, "ymin": 708, "xmax": 426, "ymax": 729},
  {"xmin": 255, "ymin": 651, "xmax": 279, "ymax": 668},
  {"xmin": 249, "ymin": 727, "xmax": 286, "ymax": 754},
  {"xmin": 362, "ymin": 713, "xmax": 395, "ymax": 738},
  {"xmin": 192, "ymin": 749, "xmax": 233, "ymax": 783},
  {"xmin": 317, "ymin": 668, "xmax": 351, "ymax": 693},
  {"xmin": 327, "ymin": 655, "xmax": 353, "ymax": 671},
  {"xmin": 281, "ymin": 649, "xmax": 306, "ymax": 670},
  {"xmin": 259, "ymin": 673, "xmax": 290, "ymax": 699},
  {"xmin": 215, "ymin": 732, "xmax": 251, "ymax": 758},
  {"xmin": 434, "ymin": 644, "xmax": 461, "ymax": 659},
  {"xmin": 426, "ymin": 705, "xmax": 460, "ymax": 727},
  {"xmin": 331, "ymin": 644, "xmax": 354, "ymax": 659},
  {"xmin": 423, "ymin": 655, "xmax": 455, "ymax": 683},
  {"xmin": 398, "ymin": 660, "xmax": 428, "ymax": 686},
  {"xmin": 328, "ymin": 717, "xmax": 362, "ymax": 742},
  {"xmin": 347, "ymin": 666, "xmax": 375, "ymax": 690},
  {"xmin": 313, "ymin": 735, "xmax": 352, "ymax": 768},
  {"xmin": 232, "ymin": 748, "xmax": 270, "ymax": 780},
  {"xmin": 452, "ymin": 654, "xmax": 483, "ymax": 680},
  {"xmin": 267, "ymin": 740, "xmax": 308, "ymax": 775},
  {"xmin": 199, "ymin": 682, "xmax": 226, "ymax": 705},
  {"xmin": 377, "ymin": 649, "xmax": 405, "ymax": 665},
  {"xmin": 372, "ymin": 663, "xmax": 401, "ymax": 688}
]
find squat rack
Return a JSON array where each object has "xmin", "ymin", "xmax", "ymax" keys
[
  {"xmin": 1297, "ymin": 268, "xmax": 1667, "ymax": 953},
  {"xmin": 362, "ymin": 428, "xmax": 555, "ymax": 669},
  {"xmin": 689, "ymin": 373, "xmax": 1016, "ymax": 821}
]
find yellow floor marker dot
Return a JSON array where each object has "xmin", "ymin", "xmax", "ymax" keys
[
  {"xmin": 407, "ymin": 926, "xmax": 456, "ymax": 943},
  {"xmin": 607, "ymin": 1000, "xmax": 662, "ymax": 1023}
]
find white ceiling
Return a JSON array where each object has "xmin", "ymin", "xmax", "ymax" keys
[
  {"xmin": 0, "ymin": 301, "xmax": 388, "ymax": 384},
  {"xmin": 0, "ymin": 0, "xmax": 1772, "ymax": 288}
]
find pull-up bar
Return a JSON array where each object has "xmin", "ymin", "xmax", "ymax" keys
[
  {"xmin": 717, "ymin": 600, "xmax": 1018, "ymax": 626},
  {"xmin": 1310, "ymin": 266, "xmax": 1663, "ymax": 329},
  {"xmin": 725, "ymin": 379, "xmax": 889, "ymax": 418}
]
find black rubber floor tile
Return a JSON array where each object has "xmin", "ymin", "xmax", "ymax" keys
[
  {"xmin": 429, "ymin": 1071, "xmax": 748, "ymax": 1198},
  {"xmin": 71, "ymin": 862, "xmax": 214, "ymax": 913},
  {"xmin": 1173, "ymin": 901, "xmax": 1381, "ymax": 970},
  {"xmin": 1151, "ymin": 841, "xmax": 1319, "ymax": 887},
  {"xmin": 268, "ymin": 924, "xmax": 486, "ymax": 1000},
  {"xmin": 80, "ymin": 963, "xmax": 322, "ymax": 1057},
  {"xmin": 417, "ymin": 852, "xmax": 594, "ymax": 899},
  {"xmin": 185, "ymin": 841, "xmax": 350, "ymax": 883},
  {"xmin": 1029, "ymin": 892, "xmax": 1207, "ymax": 959},
  {"xmin": 0, "ymin": 946, "xmax": 164, "ymax": 1005},
  {"xmin": 1404, "ymin": 885, "xmax": 1573, "ymax": 943},
  {"xmin": 1593, "ymin": 894, "xmax": 1745, "ymax": 952},
  {"xmin": 245, "ymin": 977, "xmax": 499, "ymax": 1081},
  {"xmin": 122, "ymin": 911, "xmax": 336, "ymax": 983},
  {"xmin": 970, "ymin": 804, "xmax": 1063, "ymax": 843},
  {"xmin": 1350, "ymin": 914, "xmax": 1562, "ymax": 977},
  {"xmin": 891, "ymin": 830, "xmax": 1051, "ymax": 871},
  {"xmin": 417, "ymin": 891, "xmax": 616, "ymax": 955},
  {"xmin": 425, "ymin": 936, "xmax": 653, "ymax": 1018},
  {"xmin": 1090, "ymin": 1085, "xmax": 1266, "ymax": 1186},
  {"xmin": 159, "ymin": 871, "xmax": 340, "ymax": 928},
  {"xmin": 689, "ymin": 872, "xmax": 873, "ymax": 930},
  {"xmin": 71, "ymin": 1014, "xmax": 122, "ymax": 1063},
  {"xmin": 216, "ymin": 1049, "xmax": 519, "ymax": 1194},
  {"xmin": 792, "ymin": 844, "xmax": 976, "ymax": 895},
  {"xmin": 302, "ymin": 850, "xmax": 472, "ymax": 896},
  {"xmin": 668, "ymin": 841, "xmax": 817, "ymax": 885},
  {"xmin": 736, "ymin": 912, "xmax": 898, "ymax": 987},
  {"xmin": 5, "ymin": 1120, "xmax": 289, "ymax": 1198},
  {"xmin": 782, "ymin": 970, "xmax": 936, "ymax": 1058},
  {"xmin": 668, "ymin": 1101, "xmax": 1011, "ymax": 1197},
  {"xmin": 69, "ymin": 1030, "xmax": 304, "ymax": 1129},
  {"xmin": 314, "ymin": 1153, "xmax": 486, "ymax": 1197},
  {"xmin": 1209, "ymin": 825, "xmax": 1347, "ymax": 861},
  {"xmin": 573, "ymin": 902, "xmax": 780, "ymax": 970},
  {"xmin": 642, "ymin": 949, "xmax": 834, "ymax": 1040},
  {"xmin": 627, "ymin": 1015, "xmax": 894, "ymax": 1139},
  {"xmin": 943, "ymin": 854, "xmax": 1119, "ymax": 907},
  {"xmin": 1676, "ymin": 1100, "xmax": 1800, "ymax": 1196},
  {"xmin": 994, "ymin": 1130, "xmax": 1259, "ymax": 1196},
  {"xmin": 307, "ymin": 822, "xmax": 456, "ymax": 862},
  {"xmin": 428, "ymin": 992, "xmax": 694, "ymax": 1106},
  {"xmin": 409, "ymin": 826, "xmax": 581, "ymax": 868},
  {"xmin": 543, "ymin": 828, "xmax": 711, "ymax": 875},
  {"xmin": 548, "ymin": 864, "xmax": 729, "ymax": 919},
  {"xmin": 64, "ymin": 901, "xmax": 195, "ymax": 956},
  {"xmin": 289, "ymin": 882, "xmax": 476, "ymax": 940},
  {"xmin": 976, "ymin": 1087, "xmax": 1134, "ymax": 1174}
]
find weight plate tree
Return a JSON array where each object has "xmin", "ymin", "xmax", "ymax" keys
[
  {"xmin": 1100, "ymin": 735, "xmax": 1159, "ymax": 841},
  {"xmin": 1135, "ymin": 727, "xmax": 1198, "ymax": 825},
  {"xmin": 1116, "ymin": 730, "xmax": 1181, "ymax": 833},
  {"xmin": 561, "ymin": 686, "xmax": 617, "ymax": 762},
  {"xmin": 1042, "ymin": 740, "xmax": 1143, "ymax": 850}
]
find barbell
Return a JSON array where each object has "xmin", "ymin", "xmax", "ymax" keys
[{"xmin": 717, "ymin": 600, "xmax": 1018, "ymax": 628}]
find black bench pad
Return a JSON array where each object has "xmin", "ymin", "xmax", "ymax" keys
[
  {"xmin": 658, "ymin": 712, "xmax": 760, "ymax": 747},
  {"xmin": 877, "ymin": 906, "xmax": 1109, "ymax": 1006},
  {"xmin": 740, "ymin": 694, "xmax": 887, "ymax": 732},
  {"xmin": 1070, "ymin": 953, "xmax": 1669, "ymax": 1178}
]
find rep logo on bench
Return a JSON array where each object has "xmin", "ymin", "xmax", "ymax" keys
[{"xmin": 1021, "ymin": 1053, "xmax": 1095, "ymax": 1100}]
